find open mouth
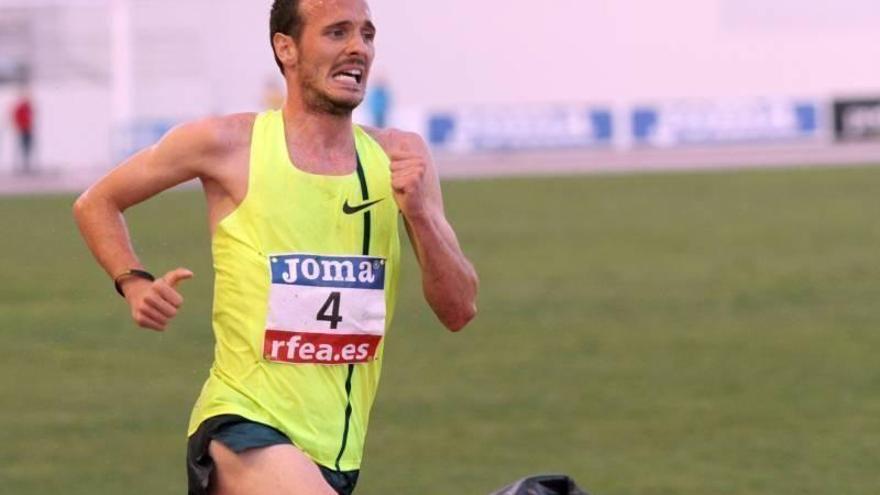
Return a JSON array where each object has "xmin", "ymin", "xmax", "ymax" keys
[{"xmin": 332, "ymin": 67, "xmax": 363, "ymax": 85}]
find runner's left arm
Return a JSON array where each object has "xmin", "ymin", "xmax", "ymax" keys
[{"xmin": 378, "ymin": 130, "xmax": 478, "ymax": 331}]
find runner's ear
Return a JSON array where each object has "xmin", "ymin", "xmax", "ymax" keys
[{"xmin": 273, "ymin": 32, "xmax": 298, "ymax": 69}]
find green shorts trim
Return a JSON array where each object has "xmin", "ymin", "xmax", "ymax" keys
[{"xmin": 186, "ymin": 415, "xmax": 359, "ymax": 495}]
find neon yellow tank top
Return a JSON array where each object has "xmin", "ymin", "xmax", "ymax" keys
[{"xmin": 187, "ymin": 110, "xmax": 400, "ymax": 471}]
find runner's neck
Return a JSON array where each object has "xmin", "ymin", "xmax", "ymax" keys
[{"xmin": 281, "ymin": 106, "xmax": 358, "ymax": 175}]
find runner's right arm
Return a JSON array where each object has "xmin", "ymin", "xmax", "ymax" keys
[{"xmin": 73, "ymin": 118, "xmax": 233, "ymax": 331}]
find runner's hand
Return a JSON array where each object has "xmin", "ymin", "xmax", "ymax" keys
[
  {"xmin": 123, "ymin": 268, "xmax": 193, "ymax": 331},
  {"xmin": 387, "ymin": 132, "xmax": 433, "ymax": 218}
]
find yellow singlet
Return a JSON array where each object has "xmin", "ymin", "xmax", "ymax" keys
[{"xmin": 187, "ymin": 110, "xmax": 400, "ymax": 471}]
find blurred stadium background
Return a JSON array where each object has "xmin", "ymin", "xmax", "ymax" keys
[{"xmin": 1, "ymin": 0, "xmax": 879, "ymax": 493}]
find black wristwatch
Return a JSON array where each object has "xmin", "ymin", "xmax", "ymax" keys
[{"xmin": 113, "ymin": 269, "xmax": 156, "ymax": 297}]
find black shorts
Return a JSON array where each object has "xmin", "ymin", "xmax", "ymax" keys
[{"xmin": 186, "ymin": 415, "xmax": 359, "ymax": 495}]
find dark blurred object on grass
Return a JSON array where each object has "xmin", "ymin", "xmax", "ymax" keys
[{"xmin": 490, "ymin": 474, "xmax": 589, "ymax": 495}]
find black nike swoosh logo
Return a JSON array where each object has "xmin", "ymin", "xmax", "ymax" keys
[{"xmin": 342, "ymin": 198, "xmax": 385, "ymax": 215}]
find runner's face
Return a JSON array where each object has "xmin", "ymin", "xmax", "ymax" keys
[{"xmin": 295, "ymin": 0, "xmax": 375, "ymax": 115}]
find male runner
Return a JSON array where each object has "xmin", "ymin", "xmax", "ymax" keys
[{"xmin": 73, "ymin": 1, "xmax": 479, "ymax": 494}]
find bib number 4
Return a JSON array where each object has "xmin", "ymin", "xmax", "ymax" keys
[
  {"xmin": 317, "ymin": 291, "xmax": 343, "ymax": 329},
  {"xmin": 265, "ymin": 253, "xmax": 387, "ymax": 365}
]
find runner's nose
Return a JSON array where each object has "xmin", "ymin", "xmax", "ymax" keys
[{"xmin": 346, "ymin": 32, "xmax": 371, "ymax": 60}]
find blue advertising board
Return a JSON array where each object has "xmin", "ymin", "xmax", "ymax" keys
[
  {"xmin": 631, "ymin": 99, "xmax": 819, "ymax": 147},
  {"xmin": 427, "ymin": 105, "xmax": 613, "ymax": 152}
]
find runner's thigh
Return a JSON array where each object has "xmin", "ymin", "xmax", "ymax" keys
[{"xmin": 209, "ymin": 440, "xmax": 337, "ymax": 495}]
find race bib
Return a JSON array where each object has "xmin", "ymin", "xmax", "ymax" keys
[{"xmin": 263, "ymin": 253, "xmax": 386, "ymax": 365}]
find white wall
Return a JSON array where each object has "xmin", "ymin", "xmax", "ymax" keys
[
  {"xmin": 183, "ymin": 0, "xmax": 880, "ymax": 110},
  {"xmin": 367, "ymin": 0, "xmax": 880, "ymax": 107},
  {"xmin": 2, "ymin": 0, "xmax": 879, "ymax": 171}
]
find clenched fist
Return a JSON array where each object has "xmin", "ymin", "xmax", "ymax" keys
[
  {"xmin": 386, "ymin": 131, "xmax": 434, "ymax": 218},
  {"xmin": 121, "ymin": 267, "xmax": 193, "ymax": 331}
]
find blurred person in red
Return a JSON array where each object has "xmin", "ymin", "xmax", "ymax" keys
[{"xmin": 11, "ymin": 87, "xmax": 34, "ymax": 174}]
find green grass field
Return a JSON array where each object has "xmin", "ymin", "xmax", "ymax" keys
[{"xmin": 2, "ymin": 166, "xmax": 880, "ymax": 494}]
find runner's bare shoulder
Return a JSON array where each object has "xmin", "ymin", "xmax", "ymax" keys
[
  {"xmin": 180, "ymin": 113, "xmax": 256, "ymax": 160},
  {"xmin": 360, "ymin": 126, "xmax": 428, "ymax": 156},
  {"xmin": 154, "ymin": 113, "xmax": 257, "ymax": 179}
]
